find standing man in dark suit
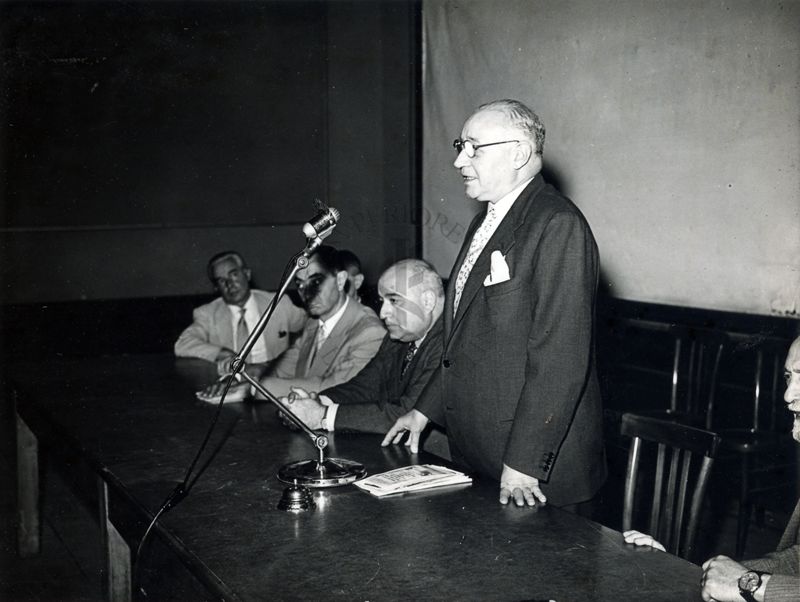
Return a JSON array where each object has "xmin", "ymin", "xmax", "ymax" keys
[
  {"xmin": 383, "ymin": 99, "xmax": 607, "ymax": 509},
  {"xmin": 278, "ymin": 259, "xmax": 449, "ymax": 458}
]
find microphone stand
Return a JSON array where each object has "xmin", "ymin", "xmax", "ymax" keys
[{"xmin": 228, "ymin": 234, "xmax": 366, "ymax": 489}]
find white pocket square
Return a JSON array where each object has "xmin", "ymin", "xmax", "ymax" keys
[{"xmin": 484, "ymin": 250, "xmax": 511, "ymax": 286}]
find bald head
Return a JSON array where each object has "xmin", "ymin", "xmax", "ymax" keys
[{"xmin": 377, "ymin": 259, "xmax": 444, "ymax": 342}]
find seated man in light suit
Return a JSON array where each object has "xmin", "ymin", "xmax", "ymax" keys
[
  {"xmin": 175, "ymin": 250, "xmax": 306, "ymax": 375},
  {"xmin": 278, "ymin": 259, "xmax": 449, "ymax": 458},
  {"xmin": 255, "ymin": 245, "xmax": 386, "ymax": 399},
  {"xmin": 625, "ymin": 335, "xmax": 800, "ymax": 602}
]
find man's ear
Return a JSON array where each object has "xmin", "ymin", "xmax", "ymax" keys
[
  {"xmin": 335, "ymin": 270, "xmax": 348, "ymax": 291},
  {"xmin": 353, "ymin": 273, "xmax": 365, "ymax": 291},
  {"xmin": 513, "ymin": 140, "xmax": 534, "ymax": 170},
  {"xmin": 244, "ymin": 268, "xmax": 253, "ymax": 282}
]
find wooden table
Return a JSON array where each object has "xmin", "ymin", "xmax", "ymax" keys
[{"xmin": 12, "ymin": 354, "xmax": 703, "ymax": 601}]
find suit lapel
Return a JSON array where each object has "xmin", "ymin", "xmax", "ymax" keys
[
  {"xmin": 216, "ymin": 301, "xmax": 234, "ymax": 349},
  {"xmin": 310, "ymin": 299, "xmax": 359, "ymax": 376},
  {"xmin": 445, "ymin": 213, "xmax": 483, "ymax": 341},
  {"xmin": 447, "ymin": 176, "xmax": 542, "ymax": 346},
  {"xmin": 297, "ymin": 322, "xmax": 318, "ymax": 377}
]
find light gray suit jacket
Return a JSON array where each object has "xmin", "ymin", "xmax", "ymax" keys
[
  {"xmin": 746, "ymin": 497, "xmax": 800, "ymax": 602},
  {"xmin": 261, "ymin": 298, "xmax": 386, "ymax": 398},
  {"xmin": 174, "ymin": 290, "xmax": 307, "ymax": 363}
]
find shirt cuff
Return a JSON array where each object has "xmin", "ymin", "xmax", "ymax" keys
[{"xmin": 322, "ymin": 402, "xmax": 339, "ymax": 431}]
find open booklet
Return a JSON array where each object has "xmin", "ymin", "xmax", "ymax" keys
[{"xmin": 354, "ymin": 464, "xmax": 472, "ymax": 497}]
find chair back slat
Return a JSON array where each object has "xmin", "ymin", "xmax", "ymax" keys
[
  {"xmin": 622, "ymin": 437, "xmax": 641, "ymax": 532},
  {"xmin": 662, "ymin": 448, "xmax": 681, "ymax": 548},
  {"xmin": 662, "ymin": 326, "xmax": 727, "ymax": 428},
  {"xmin": 753, "ymin": 349, "xmax": 763, "ymax": 430},
  {"xmin": 648, "ymin": 442, "xmax": 666, "ymax": 536},
  {"xmin": 621, "ymin": 412, "xmax": 721, "ymax": 560},
  {"xmin": 702, "ymin": 340, "xmax": 725, "ymax": 430},
  {"xmin": 670, "ymin": 338, "xmax": 682, "ymax": 412},
  {"xmin": 672, "ymin": 451, "xmax": 693, "ymax": 555}
]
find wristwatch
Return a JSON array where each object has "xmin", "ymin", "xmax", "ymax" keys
[{"xmin": 738, "ymin": 570, "xmax": 768, "ymax": 602}]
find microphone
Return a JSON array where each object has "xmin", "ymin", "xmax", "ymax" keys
[{"xmin": 302, "ymin": 204, "xmax": 340, "ymax": 240}]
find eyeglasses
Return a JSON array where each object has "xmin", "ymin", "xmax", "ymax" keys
[{"xmin": 453, "ymin": 138, "xmax": 518, "ymax": 158}]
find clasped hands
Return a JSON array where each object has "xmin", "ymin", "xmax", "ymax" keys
[
  {"xmin": 276, "ymin": 387, "xmax": 326, "ymax": 430},
  {"xmin": 381, "ymin": 410, "xmax": 547, "ymax": 507}
]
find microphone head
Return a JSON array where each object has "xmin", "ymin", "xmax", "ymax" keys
[
  {"xmin": 302, "ymin": 222, "xmax": 318, "ymax": 238},
  {"xmin": 302, "ymin": 206, "xmax": 340, "ymax": 239}
]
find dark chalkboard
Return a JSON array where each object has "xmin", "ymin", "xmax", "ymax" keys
[{"xmin": 2, "ymin": 0, "xmax": 327, "ymax": 228}]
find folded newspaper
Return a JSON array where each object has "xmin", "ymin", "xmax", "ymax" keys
[{"xmin": 354, "ymin": 464, "xmax": 472, "ymax": 497}]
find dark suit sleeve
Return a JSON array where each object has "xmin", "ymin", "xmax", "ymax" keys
[
  {"xmin": 322, "ymin": 337, "xmax": 393, "ymax": 406},
  {"xmin": 328, "ymin": 334, "xmax": 443, "ymax": 433},
  {"xmin": 415, "ymin": 364, "xmax": 445, "ymax": 426},
  {"xmin": 504, "ymin": 211, "xmax": 599, "ymax": 480}
]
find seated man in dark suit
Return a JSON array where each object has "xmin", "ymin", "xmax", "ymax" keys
[
  {"xmin": 175, "ymin": 250, "xmax": 306, "ymax": 375},
  {"xmin": 625, "ymin": 335, "xmax": 800, "ymax": 602},
  {"xmin": 279, "ymin": 259, "xmax": 449, "ymax": 457}
]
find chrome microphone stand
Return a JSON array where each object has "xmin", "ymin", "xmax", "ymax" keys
[{"xmin": 228, "ymin": 228, "xmax": 366, "ymax": 490}]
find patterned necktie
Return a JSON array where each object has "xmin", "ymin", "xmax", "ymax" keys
[
  {"xmin": 400, "ymin": 342, "xmax": 417, "ymax": 377},
  {"xmin": 453, "ymin": 205, "xmax": 498, "ymax": 316},
  {"xmin": 235, "ymin": 308, "xmax": 249, "ymax": 350}
]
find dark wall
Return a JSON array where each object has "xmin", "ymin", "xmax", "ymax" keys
[{"xmin": 0, "ymin": 0, "xmax": 419, "ymax": 303}]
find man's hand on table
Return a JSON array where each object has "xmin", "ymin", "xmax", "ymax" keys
[
  {"xmin": 622, "ymin": 530, "xmax": 666, "ymax": 552},
  {"xmin": 381, "ymin": 409, "xmax": 430, "ymax": 453},
  {"xmin": 196, "ymin": 376, "xmax": 250, "ymax": 403},
  {"xmin": 196, "ymin": 362, "xmax": 266, "ymax": 403},
  {"xmin": 500, "ymin": 463, "xmax": 546, "ymax": 507}
]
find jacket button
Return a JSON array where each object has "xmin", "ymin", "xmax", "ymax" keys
[{"xmin": 442, "ymin": 359, "xmax": 451, "ymax": 368}]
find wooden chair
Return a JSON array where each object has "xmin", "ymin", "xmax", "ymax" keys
[
  {"xmin": 640, "ymin": 325, "xmax": 728, "ymax": 430},
  {"xmin": 621, "ymin": 412, "xmax": 722, "ymax": 561},
  {"xmin": 710, "ymin": 337, "xmax": 794, "ymax": 557}
]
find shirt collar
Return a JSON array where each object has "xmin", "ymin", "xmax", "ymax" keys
[
  {"xmin": 227, "ymin": 292, "xmax": 257, "ymax": 317},
  {"xmin": 488, "ymin": 175, "xmax": 534, "ymax": 221},
  {"xmin": 318, "ymin": 295, "xmax": 349, "ymax": 337}
]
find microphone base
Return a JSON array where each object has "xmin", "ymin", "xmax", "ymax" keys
[{"xmin": 277, "ymin": 458, "xmax": 367, "ymax": 488}]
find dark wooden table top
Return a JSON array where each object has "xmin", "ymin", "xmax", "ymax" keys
[{"xmin": 11, "ymin": 354, "xmax": 703, "ymax": 601}]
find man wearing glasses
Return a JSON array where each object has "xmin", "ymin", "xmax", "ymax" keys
[
  {"xmin": 384, "ymin": 99, "xmax": 606, "ymax": 511},
  {"xmin": 175, "ymin": 250, "xmax": 307, "ymax": 375}
]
